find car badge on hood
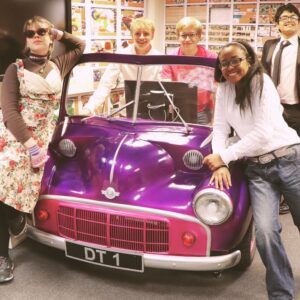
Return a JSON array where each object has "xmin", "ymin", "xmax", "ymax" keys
[{"xmin": 101, "ymin": 187, "xmax": 120, "ymax": 200}]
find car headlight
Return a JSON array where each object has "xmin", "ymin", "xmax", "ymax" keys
[
  {"xmin": 193, "ymin": 188, "xmax": 233, "ymax": 225},
  {"xmin": 58, "ymin": 139, "xmax": 77, "ymax": 158}
]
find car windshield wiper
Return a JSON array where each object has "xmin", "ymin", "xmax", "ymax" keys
[
  {"xmin": 157, "ymin": 80, "xmax": 191, "ymax": 134},
  {"xmin": 82, "ymin": 63, "xmax": 191, "ymax": 134},
  {"xmin": 107, "ymin": 100, "xmax": 134, "ymax": 118}
]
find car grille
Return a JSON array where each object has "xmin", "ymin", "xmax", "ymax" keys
[{"xmin": 57, "ymin": 206, "xmax": 169, "ymax": 253}]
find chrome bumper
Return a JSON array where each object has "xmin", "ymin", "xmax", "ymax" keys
[{"xmin": 27, "ymin": 225, "xmax": 241, "ymax": 271}]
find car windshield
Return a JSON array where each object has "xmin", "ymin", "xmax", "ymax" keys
[{"xmin": 65, "ymin": 55, "xmax": 216, "ymax": 127}]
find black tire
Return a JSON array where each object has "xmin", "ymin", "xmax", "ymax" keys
[{"xmin": 235, "ymin": 220, "xmax": 256, "ymax": 270}]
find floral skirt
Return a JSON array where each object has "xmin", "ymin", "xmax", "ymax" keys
[{"xmin": 0, "ymin": 114, "xmax": 53, "ymax": 213}]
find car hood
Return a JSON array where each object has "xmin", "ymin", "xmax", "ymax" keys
[{"xmin": 41, "ymin": 118, "xmax": 212, "ymax": 216}]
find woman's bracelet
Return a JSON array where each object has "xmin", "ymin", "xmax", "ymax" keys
[{"xmin": 214, "ymin": 164, "xmax": 228, "ymax": 171}]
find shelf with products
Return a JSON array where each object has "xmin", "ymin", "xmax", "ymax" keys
[
  {"xmin": 68, "ymin": 87, "xmax": 125, "ymax": 115},
  {"xmin": 164, "ymin": 0, "xmax": 300, "ymax": 56},
  {"xmin": 186, "ymin": 5, "xmax": 207, "ymax": 22},
  {"xmin": 67, "ymin": 61, "xmax": 127, "ymax": 115},
  {"xmin": 166, "ymin": 0, "xmax": 185, "ymax": 4},
  {"xmin": 71, "ymin": 0, "xmax": 146, "ymax": 53},
  {"xmin": 70, "ymin": 0, "xmax": 145, "ymax": 113}
]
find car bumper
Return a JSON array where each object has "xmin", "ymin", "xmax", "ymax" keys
[{"xmin": 27, "ymin": 225, "xmax": 241, "ymax": 271}]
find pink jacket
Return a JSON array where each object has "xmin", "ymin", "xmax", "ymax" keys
[{"xmin": 161, "ymin": 45, "xmax": 217, "ymax": 112}]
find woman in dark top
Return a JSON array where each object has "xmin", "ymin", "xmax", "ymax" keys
[{"xmin": 0, "ymin": 16, "xmax": 85, "ymax": 283}]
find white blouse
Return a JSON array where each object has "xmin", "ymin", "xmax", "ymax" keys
[{"xmin": 212, "ymin": 73, "xmax": 300, "ymax": 165}]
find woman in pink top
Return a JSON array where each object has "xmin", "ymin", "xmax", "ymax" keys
[{"xmin": 161, "ymin": 17, "xmax": 217, "ymax": 124}]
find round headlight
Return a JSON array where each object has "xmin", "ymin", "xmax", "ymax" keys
[
  {"xmin": 58, "ymin": 139, "xmax": 77, "ymax": 158},
  {"xmin": 193, "ymin": 188, "xmax": 233, "ymax": 225}
]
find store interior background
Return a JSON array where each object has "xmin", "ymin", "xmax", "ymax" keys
[
  {"xmin": 69, "ymin": 0, "xmax": 300, "ymax": 57},
  {"xmin": 0, "ymin": 0, "xmax": 164, "ymax": 93},
  {"xmin": 1, "ymin": 3, "xmax": 300, "ymax": 298},
  {"xmin": 2, "ymin": 0, "xmax": 300, "ymax": 94}
]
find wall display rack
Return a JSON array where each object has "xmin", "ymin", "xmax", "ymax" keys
[
  {"xmin": 71, "ymin": 0, "xmax": 145, "ymax": 53},
  {"xmin": 70, "ymin": 0, "xmax": 146, "ymax": 114},
  {"xmin": 164, "ymin": 0, "xmax": 300, "ymax": 57}
]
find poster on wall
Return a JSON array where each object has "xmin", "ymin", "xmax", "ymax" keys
[
  {"xmin": 121, "ymin": 9, "xmax": 143, "ymax": 36},
  {"xmin": 121, "ymin": 0, "xmax": 144, "ymax": 8},
  {"xmin": 166, "ymin": 0, "xmax": 184, "ymax": 4},
  {"xmin": 233, "ymin": 4, "xmax": 256, "ymax": 24},
  {"xmin": 72, "ymin": 6, "xmax": 86, "ymax": 36},
  {"xmin": 187, "ymin": 0, "xmax": 206, "ymax": 3},
  {"xmin": 259, "ymin": 3, "xmax": 282, "ymax": 24},
  {"xmin": 91, "ymin": 0, "xmax": 116, "ymax": 5},
  {"xmin": 90, "ymin": 7, "xmax": 116, "ymax": 36},
  {"xmin": 91, "ymin": 39, "xmax": 116, "ymax": 53},
  {"xmin": 120, "ymin": 39, "xmax": 134, "ymax": 50}
]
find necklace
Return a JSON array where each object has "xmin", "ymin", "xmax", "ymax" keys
[
  {"xmin": 38, "ymin": 62, "xmax": 47, "ymax": 74},
  {"xmin": 28, "ymin": 53, "xmax": 48, "ymax": 75}
]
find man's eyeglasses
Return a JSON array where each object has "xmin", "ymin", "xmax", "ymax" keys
[
  {"xmin": 219, "ymin": 57, "xmax": 247, "ymax": 69},
  {"xmin": 279, "ymin": 15, "xmax": 299, "ymax": 22},
  {"xmin": 179, "ymin": 32, "xmax": 199, "ymax": 40},
  {"xmin": 24, "ymin": 28, "xmax": 49, "ymax": 38}
]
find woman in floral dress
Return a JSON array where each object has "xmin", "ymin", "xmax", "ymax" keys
[{"xmin": 0, "ymin": 16, "xmax": 85, "ymax": 282}]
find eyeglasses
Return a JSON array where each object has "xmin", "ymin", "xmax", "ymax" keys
[
  {"xmin": 219, "ymin": 57, "xmax": 246, "ymax": 69},
  {"xmin": 179, "ymin": 32, "xmax": 199, "ymax": 40},
  {"xmin": 24, "ymin": 28, "xmax": 49, "ymax": 38},
  {"xmin": 279, "ymin": 15, "xmax": 299, "ymax": 22}
]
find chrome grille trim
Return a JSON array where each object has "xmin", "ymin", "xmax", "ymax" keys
[{"xmin": 57, "ymin": 206, "xmax": 169, "ymax": 253}]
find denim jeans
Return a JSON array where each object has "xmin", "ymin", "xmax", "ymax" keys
[{"xmin": 245, "ymin": 144, "xmax": 300, "ymax": 300}]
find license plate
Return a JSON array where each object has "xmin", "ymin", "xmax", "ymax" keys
[{"xmin": 65, "ymin": 241, "xmax": 144, "ymax": 272}]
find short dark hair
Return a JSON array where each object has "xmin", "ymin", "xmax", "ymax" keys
[
  {"xmin": 214, "ymin": 40, "xmax": 264, "ymax": 112},
  {"xmin": 214, "ymin": 40, "xmax": 258, "ymax": 84},
  {"xmin": 274, "ymin": 3, "xmax": 300, "ymax": 23}
]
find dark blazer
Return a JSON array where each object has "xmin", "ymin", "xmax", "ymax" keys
[{"xmin": 261, "ymin": 37, "xmax": 300, "ymax": 100}]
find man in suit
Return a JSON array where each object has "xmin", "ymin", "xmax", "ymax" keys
[{"xmin": 261, "ymin": 3, "xmax": 300, "ymax": 215}]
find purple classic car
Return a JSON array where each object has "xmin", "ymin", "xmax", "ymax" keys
[{"xmin": 27, "ymin": 53, "xmax": 255, "ymax": 274}]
